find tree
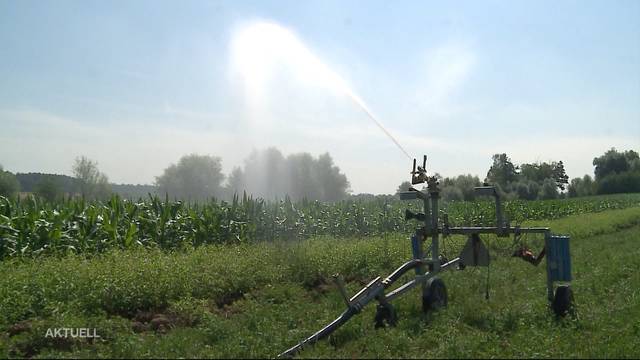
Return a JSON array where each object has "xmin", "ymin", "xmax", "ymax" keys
[
  {"xmin": 487, "ymin": 156, "xmax": 567, "ymax": 199},
  {"xmin": 592, "ymin": 148, "xmax": 640, "ymax": 194},
  {"xmin": 538, "ymin": 178, "xmax": 559, "ymax": 200},
  {"xmin": 451, "ymin": 174, "xmax": 482, "ymax": 201},
  {"xmin": 441, "ymin": 186, "xmax": 463, "ymax": 202},
  {"xmin": 486, "ymin": 153, "xmax": 518, "ymax": 189},
  {"xmin": 225, "ymin": 167, "xmax": 246, "ymax": 198},
  {"xmin": 592, "ymin": 148, "xmax": 638, "ymax": 181},
  {"xmin": 395, "ymin": 181, "xmax": 412, "ymax": 195},
  {"xmin": 519, "ymin": 163, "xmax": 547, "ymax": 183},
  {"xmin": 0, "ymin": 165, "xmax": 20, "ymax": 197},
  {"xmin": 35, "ymin": 175, "xmax": 62, "ymax": 202},
  {"xmin": 234, "ymin": 148, "xmax": 350, "ymax": 201},
  {"xmin": 437, "ymin": 174, "xmax": 481, "ymax": 202},
  {"xmin": 552, "ymin": 161, "xmax": 569, "ymax": 191},
  {"xmin": 287, "ymin": 152, "xmax": 321, "ymax": 201},
  {"xmin": 630, "ymin": 156, "xmax": 640, "ymax": 172},
  {"xmin": 520, "ymin": 161, "xmax": 568, "ymax": 191},
  {"xmin": 16, "ymin": 173, "xmax": 80, "ymax": 194},
  {"xmin": 567, "ymin": 175, "xmax": 595, "ymax": 198},
  {"xmin": 72, "ymin": 156, "xmax": 111, "ymax": 200},
  {"xmin": 596, "ymin": 171, "xmax": 640, "ymax": 194},
  {"xmin": 511, "ymin": 179, "xmax": 540, "ymax": 200},
  {"xmin": 156, "ymin": 154, "xmax": 225, "ymax": 201},
  {"xmin": 314, "ymin": 153, "xmax": 350, "ymax": 201},
  {"xmin": 239, "ymin": 148, "xmax": 288, "ymax": 200}
]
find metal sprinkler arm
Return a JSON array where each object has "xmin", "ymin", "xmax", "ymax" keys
[{"xmin": 411, "ymin": 155, "xmax": 428, "ymax": 185}]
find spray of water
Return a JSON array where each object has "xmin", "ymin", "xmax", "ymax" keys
[{"xmin": 230, "ymin": 21, "xmax": 412, "ymax": 159}]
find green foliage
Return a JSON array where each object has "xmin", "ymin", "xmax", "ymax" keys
[
  {"xmin": 34, "ymin": 176, "xmax": 62, "ymax": 202},
  {"xmin": 511, "ymin": 179, "xmax": 540, "ymax": 200},
  {"xmin": 440, "ymin": 174, "xmax": 482, "ymax": 201},
  {"xmin": 592, "ymin": 148, "xmax": 638, "ymax": 181},
  {"xmin": 538, "ymin": 178, "xmax": 559, "ymax": 200},
  {"xmin": 453, "ymin": 174, "xmax": 483, "ymax": 201},
  {"xmin": 597, "ymin": 171, "xmax": 640, "ymax": 194},
  {"xmin": 440, "ymin": 185, "xmax": 464, "ymax": 202},
  {"xmin": 587, "ymin": 148, "xmax": 640, "ymax": 195},
  {"xmin": 226, "ymin": 167, "xmax": 245, "ymax": 198},
  {"xmin": 230, "ymin": 148, "xmax": 350, "ymax": 201},
  {"xmin": 110, "ymin": 183, "xmax": 158, "ymax": 199},
  {"xmin": 0, "ymin": 193, "xmax": 639, "ymax": 260},
  {"xmin": 16, "ymin": 173, "xmax": 157, "ymax": 199},
  {"xmin": 485, "ymin": 155, "xmax": 570, "ymax": 199},
  {"xmin": 156, "ymin": 154, "xmax": 226, "ymax": 201},
  {"xmin": 0, "ymin": 165, "xmax": 20, "ymax": 197},
  {"xmin": 15, "ymin": 173, "xmax": 80, "ymax": 194},
  {"xmin": 395, "ymin": 181, "xmax": 412, "ymax": 195},
  {"xmin": 568, "ymin": 175, "xmax": 596, "ymax": 198},
  {"xmin": 486, "ymin": 153, "xmax": 518, "ymax": 189},
  {"xmin": 72, "ymin": 156, "xmax": 111, "ymax": 200},
  {"xmin": 1, "ymin": 209, "xmax": 639, "ymax": 358},
  {"xmin": 520, "ymin": 161, "xmax": 569, "ymax": 191}
]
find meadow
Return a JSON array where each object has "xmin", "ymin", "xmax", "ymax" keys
[{"xmin": 0, "ymin": 195, "xmax": 639, "ymax": 358}]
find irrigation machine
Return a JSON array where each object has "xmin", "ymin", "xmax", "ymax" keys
[{"xmin": 279, "ymin": 156, "xmax": 575, "ymax": 358}]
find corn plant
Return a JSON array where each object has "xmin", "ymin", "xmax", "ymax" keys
[{"xmin": 0, "ymin": 193, "xmax": 638, "ymax": 260}]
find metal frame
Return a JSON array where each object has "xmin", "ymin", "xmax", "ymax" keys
[{"xmin": 278, "ymin": 156, "xmax": 572, "ymax": 358}]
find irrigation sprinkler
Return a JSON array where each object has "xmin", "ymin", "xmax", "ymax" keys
[{"xmin": 278, "ymin": 155, "xmax": 575, "ymax": 358}]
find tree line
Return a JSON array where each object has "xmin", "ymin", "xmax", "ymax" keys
[
  {"xmin": 395, "ymin": 148, "xmax": 639, "ymax": 201},
  {"xmin": 0, "ymin": 149, "xmax": 351, "ymax": 202},
  {"xmin": 568, "ymin": 148, "xmax": 640, "ymax": 197},
  {"xmin": 155, "ymin": 148, "xmax": 350, "ymax": 202},
  {"xmin": 1, "ymin": 147, "xmax": 637, "ymax": 203},
  {"xmin": 0, "ymin": 157, "xmax": 112, "ymax": 202}
]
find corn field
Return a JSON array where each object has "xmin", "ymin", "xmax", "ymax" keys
[{"xmin": 1, "ymin": 193, "xmax": 639, "ymax": 260}]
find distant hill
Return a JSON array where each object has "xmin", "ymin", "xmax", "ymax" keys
[
  {"xmin": 15, "ymin": 173, "xmax": 157, "ymax": 199},
  {"xmin": 16, "ymin": 173, "xmax": 80, "ymax": 194}
]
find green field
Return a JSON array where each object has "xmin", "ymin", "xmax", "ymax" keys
[{"xmin": 1, "ymin": 197, "xmax": 639, "ymax": 358}]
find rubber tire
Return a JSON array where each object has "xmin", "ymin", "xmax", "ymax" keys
[
  {"xmin": 422, "ymin": 277, "xmax": 448, "ymax": 312},
  {"xmin": 374, "ymin": 303, "xmax": 397, "ymax": 328},
  {"xmin": 552, "ymin": 285, "xmax": 575, "ymax": 317}
]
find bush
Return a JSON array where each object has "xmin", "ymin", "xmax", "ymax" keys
[
  {"xmin": 0, "ymin": 166, "xmax": 20, "ymax": 197},
  {"xmin": 538, "ymin": 178, "xmax": 559, "ymax": 200},
  {"xmin": 441, "ymin": 186, "xmax": 464, "ymax": 202},
  {"xmin": 568, "ymin": 175, "xmax": 596, "ymax": 198},
  {"xmin": 597, "ymin": 171, "xmax": 640, "ymax": 194},
  {"xmin": 512, "ymin": 180, "xmax": 540, "ymax": 200},
  {"xmin": 35, "ymin": 176, "xmax": 62, "ymax": 202}
]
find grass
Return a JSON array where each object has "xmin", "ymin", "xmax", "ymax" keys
[{"xmin": 0, "ymin": 207, "xmax": 639, "ymax": 358}]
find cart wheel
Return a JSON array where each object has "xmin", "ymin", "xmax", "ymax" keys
[
  {"xmin": 423, "ymin": 277, "xmax": 448, "ymax": 312},
  {"xmin": 374, "ymin": 302, "xmax": 397, "ymax": 328},
  {"xmin": 552, "ymin": 285, "xmax": 575, "ymax": 317}
]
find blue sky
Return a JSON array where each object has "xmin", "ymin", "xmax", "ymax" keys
[{"xmin": 1, "ymin": 0, "xmax": 638, "ymax": 193}]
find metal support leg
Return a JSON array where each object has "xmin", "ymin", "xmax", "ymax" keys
[
  {"xmin": 411, "ymin": 232, "xmax": 431, "ymax": 304},
  {"xmin": 411, "ymin": 234, "xmax": 425, "ymax": 275},
  {"xmin": 544, "ymin": 231, "xmax": 554, "ymax": 302}
]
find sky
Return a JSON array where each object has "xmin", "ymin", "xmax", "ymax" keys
[{"xmin": 1, "ymin": 0, "xmax": 639, "ymax": 194}]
